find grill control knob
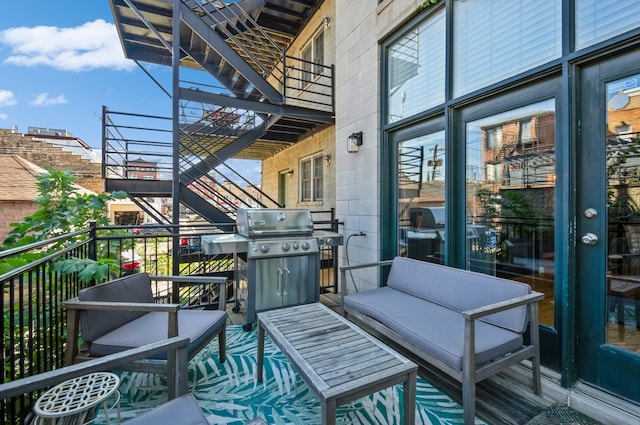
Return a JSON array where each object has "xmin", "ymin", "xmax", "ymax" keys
[
  {"xmin": 260, "ymin": 243, "xmax": 270, "ymax": 253},
  {"xmin": 293, "ymin": 242, "xmax": 299, "ymax": 250},
  {"xmin": 281, "ymin": 242, "xmax": 290, "ymax": 252},
  {"xmin": 301, "ymin": 241, "xmax": 310, "ymax": 251}
]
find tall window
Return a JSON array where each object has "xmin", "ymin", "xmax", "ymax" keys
[
  {"xmin": 465, "ymin": 98, "xmax": 556, "ymax": 326},
  {"xmin": 387, "ymin": 8, "xmax": 445, "ymax": 123},
  {"xmin": 453, "ymin": 0, "xmax": 561, "ymax": 97},
  {"xmin": 300, "ymin": 154, "xmax": 324, "ymax": 202},
  {"xmin": 301, "ymin": 30, "xmax": 325, "ymax": 87},
  {"xmin": 575, "ymin": 0, "xmax": 640, "ymax": 49},
  {"xmin": 485, "ymin": 127, "xmax": 502, "ymax": 150},
  {"xmin": 397, "ymin": 130, "xmax": 445, "ymax": 262},
  {"xmin": 520, "ymin": 118, "xmax": 532, "ymax": 143}
]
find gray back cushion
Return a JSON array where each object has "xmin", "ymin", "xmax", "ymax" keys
[
  {"xmin": 386, "ymin": 257, "xmax": 531, "ymax": 333},
  {"xmin": 78, "ymin": 273, "xmax": 154, "ymax": 342}
]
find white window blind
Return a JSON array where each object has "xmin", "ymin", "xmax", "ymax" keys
[
  {"xmin": 576, "ymin": 0, "xmax": 640, "ymax": 50},
  {"xmin": 387, "ymin": 9, "xmax": 445, "ymax": 123},
  {"xmin": 453, "ymin": 0, "xmax": 561, "ymax": 98}
]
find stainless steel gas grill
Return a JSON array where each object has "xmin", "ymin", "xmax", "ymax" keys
[
  {"xmin": 202, "ymin": 208, "xmax": 341, "ymax": 331},
  {"xmin": 238, "ymin": 208, "xmax": 320, "ymax": 330}
]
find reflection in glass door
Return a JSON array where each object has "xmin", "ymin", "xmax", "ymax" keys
[
  {"xmin": 605, "ymin": 73, "xmax": 640, "ymax": 352},
  {"xmin": 465, "ymin": 100, "xmax": 556, "ymax": 327},
  {"xmin": 396, "ymin": 131, "xmax": 446, "ymax": 263},
  {"xmin": 578, "ymin": 53, "xmax": 640, "ymax": 402}
]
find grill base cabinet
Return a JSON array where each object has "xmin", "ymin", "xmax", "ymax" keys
[
  {"xmin": 254, "ymin": 256, "xmax": 310, "ymax": 310},
  {"xmin": 244, "ymin": 240, "xmax": 320, "ymax": 331}
]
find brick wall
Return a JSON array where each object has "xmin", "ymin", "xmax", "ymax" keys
[
  {"xmin": 0, "ymin": 201, "xmax": 38, "ymax": 242},
  {"xmin": 0, "ymin": 130, "xmax": 104, "ymax": 193}
]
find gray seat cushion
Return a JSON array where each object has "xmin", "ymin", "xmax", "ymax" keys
[
  {"xmin": 124, "ymin": 393, "xmax": 208, "ymax": 425},
  {"xmin": 88, "ymin": 309, "xmax": 227, "ymax": 359},
  {"xmin": 344, "ymin": 286, "xmax": 523, "ymax": 370},
  {"xmin": 386, "ymin": 257, "xmax": 531, "ymax": 333}
]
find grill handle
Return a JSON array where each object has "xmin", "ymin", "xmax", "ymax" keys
[
  {"xmin": 283, "ymin": 267, "xmax": 290, "ymax": 295},
  {"xmin": 277, "ymin": 267, "xmax": 283, "ymax": 296}
]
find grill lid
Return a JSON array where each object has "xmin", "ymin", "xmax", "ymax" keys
[{"xmin": 236, "ymin": 208, "xmax": 314, "ymax": 238}]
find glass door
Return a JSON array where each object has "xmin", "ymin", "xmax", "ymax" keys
[{"xmin": 577, "ymin": 51, "xmax": 640, "ymax": 401}]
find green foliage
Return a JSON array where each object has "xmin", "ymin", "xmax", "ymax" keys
[
  {"xmin": 51, "ymin": 257, "xmax": 117, "ymax": 282},
  {"xmin": 1, "ymin": 168, "xmax": 127, "ymax": 282},
  {"xmin": 475, "ymin": 187, "xmax": 499, "ymax": 221},
  {"xmin": 417, "ymin": 0, "xmax": 439, "ymax": 12},
  {"xmin": 476, "ymin": 187, "xmax": 541, "ymax": 221},
  {"xmin": 3, "ymin": 169, "xmax": 126, "ymax": 249},
  {"xmin": 607, "ymin": 138, "xmax": 640, "ymax": 219}
]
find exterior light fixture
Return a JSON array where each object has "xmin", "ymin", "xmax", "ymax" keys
[
  {"xmin": 323, "ymin": 16, "xmax": 331, "ymax": 29},
  {"xmin": 287, "ymin": 169, "xmax": 294, "ymax": 177},
  {"xmin": 347, "ymin": 132, "xmax": 363, "ymax": 153}
]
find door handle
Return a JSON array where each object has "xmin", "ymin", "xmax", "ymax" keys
[{"xmin": 581, "ymin": 232, "xmax": 598, "ymax": 246}]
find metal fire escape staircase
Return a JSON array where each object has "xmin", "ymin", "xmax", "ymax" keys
[{"xmin": 104, "ymin": 0, "xmax": 333, "ymax": 225}]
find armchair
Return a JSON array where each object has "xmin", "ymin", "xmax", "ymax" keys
[
  {"xmin": 0, "ymin": 336, "xmax": 209, "ymax": 424},
  {"xmin": 63, "ymin": 273, "xmax": 227, "ymax": 393}
]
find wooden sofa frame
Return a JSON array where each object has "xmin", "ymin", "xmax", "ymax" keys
[{"xmin": 340, "ymin": 258, "xmax": 544, "ymax": 425}]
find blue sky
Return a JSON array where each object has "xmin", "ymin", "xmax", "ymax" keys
[
  {"xmin": 0, "ymin": 1, "xmax": 262, "ymax": 184},
  {"xmin": 0, "ymin": 1, "xmax": 172, "ymax": 148}
]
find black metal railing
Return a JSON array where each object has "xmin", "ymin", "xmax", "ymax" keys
[
  {"xmin": 1, "ymin": 217, "xmax": 339, "ymax": 424},
  {"xmin": 102, "ymin": 106, "xmax": 281, "ymax": 213},
  {"xmin": 1, "ymin": 230, "xmax": 93, "ymax": 424},
  {"xmin": 312, "ymin": 209, "xmax": 341, "ymax": 294}
]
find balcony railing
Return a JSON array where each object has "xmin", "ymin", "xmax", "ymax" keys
[{"xmin": 1, "ymin": 216, "xmax": 340, "ymax": 424}]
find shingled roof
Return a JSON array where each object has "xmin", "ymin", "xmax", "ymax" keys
[{"xmin": 0, "ymin": 155, "xmax": 95, "ymax": 202}]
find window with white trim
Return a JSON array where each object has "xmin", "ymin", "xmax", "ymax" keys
[
  {"xmin": 300, "ymin": 154, "xmax": 324, "ymax": 202},
  {"xmin": 301, "ymin": 29, "xmax": 325, "ymax": 88}
]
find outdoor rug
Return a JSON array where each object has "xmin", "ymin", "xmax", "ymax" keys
[{"xmin": 104, "ymin": 325, "xmax": 482, "ymax": 424}]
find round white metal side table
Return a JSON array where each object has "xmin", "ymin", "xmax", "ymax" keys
[{"xmin": 33, "ymin": 372, "xmax": 120, "ymax": 425}]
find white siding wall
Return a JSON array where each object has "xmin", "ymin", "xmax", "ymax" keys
[{"xmin": 335, "ymin": 0, "xmax": 417, "ymax": 292}]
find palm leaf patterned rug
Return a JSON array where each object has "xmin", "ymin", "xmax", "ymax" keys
[{"xmin": 107, "ymin": 325, "xmax": 481, "ymax": 424}]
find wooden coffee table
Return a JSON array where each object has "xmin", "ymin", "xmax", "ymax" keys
[{"xmin": 256, "ymin": 303, "xmax": 417, "ymax": 425}]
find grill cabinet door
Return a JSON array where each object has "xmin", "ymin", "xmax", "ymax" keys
[
  {"xmin": 282, "ymin": 255, "xmax": 309, "ymax": 306},
  {"xmin": 254, "ymin": 256, "xmax": 310, "ymax": 311},
  {"xmin": 255, "ymin": 258, "xmax": 283, "ymax": 311}
]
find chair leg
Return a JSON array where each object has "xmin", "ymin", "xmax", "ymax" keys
[
  {"xmin": 462, "ymin": 380, "xmax": 475, "ymax": 425},
  {"xmin": 219, "ymin": 327, "xmax": 226, "ymax": 363}
]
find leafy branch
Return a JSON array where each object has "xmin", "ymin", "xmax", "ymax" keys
[
  {"xmin": 417, "ymin": 0, "xmax": 439, "ymax": 12},
  {"xmin": 1, "ymin": 169, "xmax": 128, "ymax": 281}
]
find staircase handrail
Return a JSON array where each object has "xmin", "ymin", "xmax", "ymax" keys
[{"xmin": 183, "ymin": 0, "xmax": 286, "ymax": 86}]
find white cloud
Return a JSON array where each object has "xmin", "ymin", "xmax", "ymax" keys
[
  {"xmin": 0, "ymin": 90, "xmax": 17, "ymax": 107},
  {"xmin": 0, "ymin": 19, "xmax": 135, "ymax": 72},
  {"xmin": 0, "ymin": 113, "xmax": 8, "ymax": 120},
  {"xmin": 31, "ymin": 93, "xmax": 67, "ymax": 106}
]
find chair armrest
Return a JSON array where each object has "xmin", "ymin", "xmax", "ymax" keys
[
  {"xmin": 62, "ymin": 300, "xmax": 180, "ymax": 313},
  {"xmin": 340, "ymin": 260, "xmax": 394, "ymax": 315},
  {"xmin": 461, "ymin": 291, "xmax": 544, "ymax": 320},
  {"xmin": 0, "ymin": 336, "xmax": 190, "ymax": 400},
  {"xmin": 62, "ymin": 300, "xmax": 182, "ymax": 366},
  {"xmin": 149, "ymin": 275, "xmax": 227, "ymax": 310},
  {"xmin": 339, "ymin": 259, "xmax": 394, "ymax": 273}
]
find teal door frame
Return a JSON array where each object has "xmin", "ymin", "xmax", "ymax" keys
[{"xmin": 576, "ymin": 48, "xmax": 640, "ymax": 401}]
